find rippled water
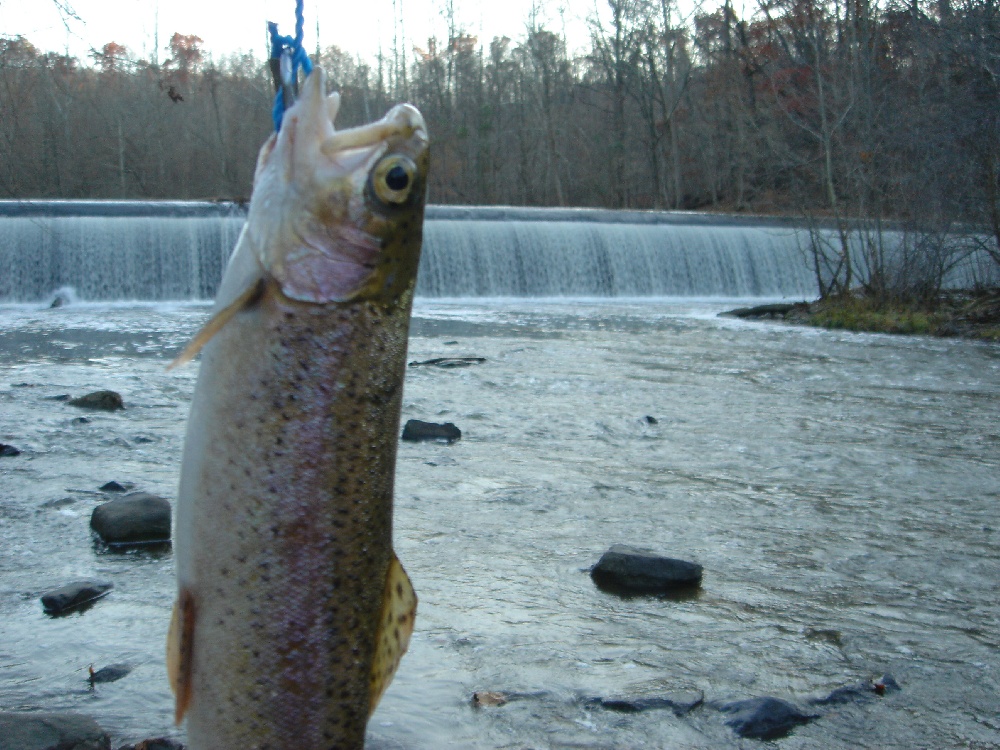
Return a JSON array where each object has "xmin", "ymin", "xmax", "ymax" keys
[{"xmin": 1, "ymin": 299, "xmax": 998, "ymax": 749}]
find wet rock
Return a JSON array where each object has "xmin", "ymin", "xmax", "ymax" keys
[
  {"xmin": 71, "ymin": 417, "xmax": 91, "ymax": 425},
  {"xmin": 41, "ymin": 580, "xmax": 113, "ymax": 615},
  {"xmin": 409, "ymin": 357, "xmax": 486, "ymax": 368},
  {"xmin": 69, "ymin": 391, "xmax": 124, "ymax": 411},
  {"xmin": 589, "ymin": 690, "xmax": 704, "ymax": 716},
  {"xmin": 99, "ymin": 481, "xmax": 132, "ymax": 493},
  {"xmin": 471, "ymin": 691, "xmax": 508, "ymax": 707},
  {"xmin": 88, "ymin": 663, "xmax": 133, "ymax": 685},
  {"xmin": 116, "ymin": 740, "xmax": 185, "ymax": 750},
  {"xmin": 810, "ymin": 673, "xmax": 901, "ymax": 706},
  {"xmin": 90, "ymin": 493, "xmax": 171, "ymax": 545},
  {"xmin": 0, "ymin": 443, "xmax": 21, "ymax": 457},
  {"xmin": 590, "ymin": 545, "xmax": 703, "ymax": 594},
  {"xmin": 643, "ymin": 415, "xmax": 658, "ymax": 424},
  {"xmin": 0, "ymin": 712, "xmax": 110, "ymax": 750},
  {"xmin": 718, "ymin": 697, "xmax": 818, "ymax": 740},
  {"xmin": 45, "ymin": 394, "xmax": 71, "ymax": 401},
  {"xmin": 401, "ymin": 419, "xmax": 462, "ymax": 443},
  {"xmin": 721, "ymin": 302, "xmax": 809, "ymax": 320}
]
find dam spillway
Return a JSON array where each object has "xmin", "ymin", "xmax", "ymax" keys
[{"xmin": 0, "ymin": 201, "xmax": 822, "ymax": 302}]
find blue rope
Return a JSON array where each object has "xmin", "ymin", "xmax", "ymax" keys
[{"xmin": 268, "ymin": 0, "xmax": 314, "ymax": 131}]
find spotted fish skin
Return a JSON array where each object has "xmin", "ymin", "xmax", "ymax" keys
[{"xmin": 169, "ymin": 68, "xmax": 427, "ymax": 749}]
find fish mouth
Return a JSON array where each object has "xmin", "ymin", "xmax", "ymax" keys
[{"xmin": 252, "ymin": 70, "xmax": 428, "ymax": 305}]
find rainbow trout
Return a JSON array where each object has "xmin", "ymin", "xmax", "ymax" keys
[{"xmin": 167, "ymin": 69, "xmax": 428, "ymax": 749}]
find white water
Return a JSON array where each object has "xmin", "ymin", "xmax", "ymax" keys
[{"xmin": 0, "ymin": 204, "xmax": 821, "ymax": 301}]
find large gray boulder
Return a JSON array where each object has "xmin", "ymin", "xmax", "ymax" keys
[
  {"xmin": 68, "ymin": 391, "xmax": 124, "ymax": 411},
  {"xmin": 0, "ymin": 712, "xmax": 110, "ymax": 750},
  {"xmin": 90, "ymin": 493, "xmax": 171, "ymax": 546},
  {"xmin": 590, "ymin": 544, "xmax": 703, "ymax": 594}
]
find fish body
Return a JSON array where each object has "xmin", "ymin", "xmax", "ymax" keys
[{"xmin": 168, "ymin": 70, "xmax": 428, "ymax": 749}]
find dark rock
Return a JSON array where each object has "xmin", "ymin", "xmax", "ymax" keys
[
  {"xmin": 721, "ymin": 302, "xmax": 809, "ymax": 320},
  {"xmin": 590, "ymin": 545, "xmax": 703, "ymax": 594},
  {"xmin": 0, "ymin": 712, "xmax": 110, "ymax": 750},
  {"xmin": 90, "ymin": 493, "xmax": 171, "ymax": 545},
  {"xmin": 401, "ymin": 419, "xmax": 462, "ymax": 443},
  {"xmin": 117, "ymin": 740, "xmax": 185, "ymax": 750},
  {"xmin": 589, "ymin": 690, "xmax": 703, "ymax": 716},
  {"xmin": 71, "ymin": 417, "xmax": 91, "ymax": 425},
  {"xmin": 41, "ymin": 580, "xmax": 113, "ymax": 615},
  {"xmin": 409, "ymin": 357, "xmax": 486, "ymax": 368},
  {"xmin": 811, "ymin": 674, "xmax": 900, "ymax": 705},
  {"xmin": 88, "ymin": 663, "xmax": 132, "ymax": 684},
  {"xmin": 68, "ymin": 391, "xmax": 124, "ymax": 411},
  {"xmin": 719, "ymin": 697, "xmax": 818, "ymax": 740},
  {"xmin": 0, "ymin": 443, "xmax": 21, "ymax": 457},
  {"xmin": 45, "ymin": 394, "xmax": 71, "ymax": 401},
  {"xmin": 644, "ymin": 415, "xmax": 658, "ymax": 425},
  {"xmin": 99, "ymin": 481, "xmax": 131, "ymax": 493}
]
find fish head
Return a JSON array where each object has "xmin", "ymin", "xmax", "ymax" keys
[{"xmin": 246, "ymin": 68, "xmax": 429, "ymax": 305}]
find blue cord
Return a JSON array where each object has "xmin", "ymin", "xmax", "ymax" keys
[{"xmin": 268, "ymin": 0, "xmax": 314, "ymax": 131}]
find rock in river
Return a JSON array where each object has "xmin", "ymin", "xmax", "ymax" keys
[
  {"xmin": 90, "ymin": 493, "xmax": 171, "ymax": 546},
  {"xmin": 88, "ymin": 663, "xmax": 133, "ymax": 685},
  {"xmin": 68, "ymin": 391, "xmax": 124, "ymax": 411},
  {"xmin": 401, "ymin": 419, "xmax": 462, "ymax": 443},
  {"xmin": 0, "ymin": 443, "xmax": 21, "ymax": 457},
  {"xmin": 0, "ymin": 712, "xmax": 110, "ymax": 750},
  {"xmin": 590, "ymin": 544, "xmax": 703, "ymax": 594},
  {"xmin": 718, "ymin": 697, "xmax": 818, "ymax": 740},
  {"xmin": 40, "ymin": 580, "xmax": 113, "ymax": 615}
]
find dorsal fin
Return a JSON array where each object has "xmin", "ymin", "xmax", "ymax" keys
[
  {"xmin": 369, "ymin": 554, "xmax": 417, "ymax": 715},
  {"xmin": 166, "ymin": 589, "xmax": 196, "ymax": 724},
  {"xmin": 167, "ymin": 278, "xmax": 265, "ymax": 370}
]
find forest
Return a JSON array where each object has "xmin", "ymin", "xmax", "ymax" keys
[{"xmin": 2, "ymin": 0, "xmax": 999, "ymax": 299}]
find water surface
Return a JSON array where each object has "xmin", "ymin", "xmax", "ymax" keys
[{"xmin": 1, "ymin": 299, "xmax": 998, "ymax": 748}]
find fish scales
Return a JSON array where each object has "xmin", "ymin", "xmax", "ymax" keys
[{"xmin": 169, "ymin": 69, "xmax": 427, "ymax": 749}]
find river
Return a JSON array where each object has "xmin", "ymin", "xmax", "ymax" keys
[{"xmin": 1, "ymin": 298, "xmax": 998, "ymax": 748}]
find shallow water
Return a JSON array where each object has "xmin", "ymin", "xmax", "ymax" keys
[{"xmin": 1, "ymin": 299, "xmax": 998, "ymax": 749}]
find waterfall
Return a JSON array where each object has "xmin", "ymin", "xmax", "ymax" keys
[{"xmin": 0, "ymin": 201, "xmax": 826, "ymax": 302}]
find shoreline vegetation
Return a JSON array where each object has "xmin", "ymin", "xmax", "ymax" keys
[{"xmin": 723, "ymin": 290, "xmax": 1000, "ymax": 341}]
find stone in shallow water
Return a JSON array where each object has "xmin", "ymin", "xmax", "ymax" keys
[
  {"xmin": 0, "ymin": 443, "xmax": 21, "ymax": 457},
  {"xmin": 810, "ymin": 673, "xmax": 901, "ymax": 705},
  {"xmin": 719, "ymin": 697, "xmax": 818, "ymax": 740},
  {"xmin": 401, "ymin": 419, "xmax": 462, "ymax": 443},
  {"xmin": 41, "ymin": 580, "xmax": 113, "ymax": 615},
  {"xmin": 0, "ymin": 712, "xmax": 110, "ymax": 750},
  {"xmin": 589, "ymin": 689, "xmax": 704, "ymax": 716},
  {"xmin": 88, "ymin": 663, "xmax": 133, "ymax": 684},
  {"xmin": 68, "ymin": 391, "xmax": 124, "ymax": 411},
  {"xmin": 590, "ymin": 544, "xmax": 703, "ymax": 594},
  {"xmin": 90, "ymin": 493, "xmax": 171, "ymax": 545}
]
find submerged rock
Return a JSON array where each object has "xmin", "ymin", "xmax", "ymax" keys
[
  {"xmin": 0, "ymin": 443, "xmax": 21, "ymax": 457},
  {"xmin": 116, "ymin": 740, "xmax": 185, "ymax": 750},
  {"xmin": 589, "ymin": 690, "xmax": 704, "ymax": 716},
  {"xmin": 718, "ymin": 697, "xmax": 818, "ymax": 740},
  {"xmin": 471, "ymin": 691, "xmax": 508, "ymax": 707},
  {"xmin": 401, "ymin": 419, "xmax": 462, "ymax": 443},
  {"xmin": 88, "ymin": 663, "xmax": 133, "ymax": 685},
  {"xmin": 99, "ymin": 481, "xmax": 132, "ymax": 493},
  {"xmin": 811, "ymin": 673, "xmax": 901, "ymax": 705},
  {"xmin": 0, "ymin": 712, "xmax": 110, "ymax": 750},
  {"xmin": 41, "ymin": 581, "xmax": 113, "ymax": 615},
  {"xmin": 590, "ymin": 545, "xmax": 703, "ymax": 594},
  {"xmin": 409, "ymin": 357, "xmax": 486, "ymax": 368},
  {"xmin": 90, "ymin": 493, "xmax": 171, "ymax": 545},
  {"xmin": 69, "ymin": 391, "xmax": 124, "ymax": 411}
]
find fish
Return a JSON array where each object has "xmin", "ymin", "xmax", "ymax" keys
[{"xmin": 166, "ymin": 68, "xmax": 429, "ymax": 749}]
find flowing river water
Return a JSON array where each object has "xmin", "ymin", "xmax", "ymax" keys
[{"xmin": 1, "ymin": 298, "xmax": 998, "ymax": 749}]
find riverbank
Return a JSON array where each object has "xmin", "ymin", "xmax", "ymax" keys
[{"xmin": 724, "ymin": 289, "xmax": 1000, "ymax": 340}]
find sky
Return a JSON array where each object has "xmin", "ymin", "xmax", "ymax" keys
[{"xmin": 0, "ymin": 0, "xmax": 596, "ymax": 65}]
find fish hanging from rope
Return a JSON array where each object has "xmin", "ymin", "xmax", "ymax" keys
[{"xmin": 166, "ymin": 62, "xmax": 429, "ymax": 748}]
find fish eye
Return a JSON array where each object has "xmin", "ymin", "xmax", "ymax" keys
[{"xmin": 372, "ymin": 155, "xmax": 417, "ymax": 206}]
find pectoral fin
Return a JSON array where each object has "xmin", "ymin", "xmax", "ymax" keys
[
  {"xmin": 167, "ymin": 589, "xmax": 196, "ymax": 724},
  {"xmin": 369, "ymin": 554, "xmax": 417, "ymax": 715},
  {"xmin": 167, "ymin": 278, "xmax": 266, "ymax": 370}
]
